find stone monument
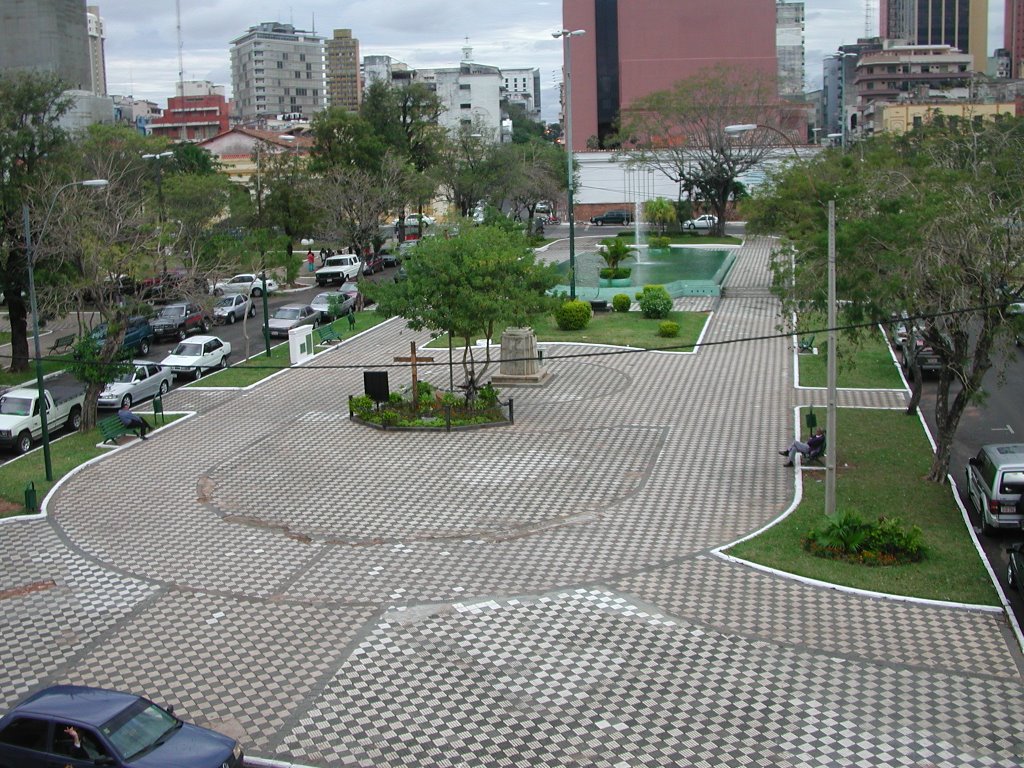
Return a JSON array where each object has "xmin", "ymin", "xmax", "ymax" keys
[{"xmin": 491, "ymin": 327, "xmax": 552, "ymax": 386}]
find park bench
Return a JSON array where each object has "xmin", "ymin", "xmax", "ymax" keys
[
  {"xmin": 98, "ymin": 415, "xmax": 136, "ymax": 444},
  {"xmin": 316, "ymin": 325, "xmax": 343, "ymax": 345},
  {"xmin": 797, "ymin": 334, "xmax": 815, "ymax": 354},
  {"xmin": 589, "ymin": 299, "xmax": 610, "ymax": 313},
  {"xmin": 48, "ymin": 334, "xmax": 76, "ymax": 354},
  {"xmin": 805, "ymin": 433, "xmax": 827, "ymax": 464}
]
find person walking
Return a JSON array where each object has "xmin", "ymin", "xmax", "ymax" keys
[
  {"xmin": 306, "ymin": 249, "xmax": 315, "ymax": 272},
  {"xmin": 779, "ymin": 427, "xmax": 825, "ymax": 467}
]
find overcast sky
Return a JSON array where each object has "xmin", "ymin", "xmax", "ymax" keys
[{"xmin": 97, "ymin": 0, "xmax": 1006, "ymax": 120}]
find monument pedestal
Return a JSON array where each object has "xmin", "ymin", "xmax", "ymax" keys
[{"xmin": 490, "ymin": 327, "xmax": 552, "ymax": 387}]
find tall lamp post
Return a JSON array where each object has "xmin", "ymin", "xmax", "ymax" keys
[
  {"xmin": 553, "ymin": 28, "xmax": 585, "ymax": 300},
  {"xmin": 142, "ymin": 151, "xmax": 174, "ymax": 274},
  {"xmin": 724, "ymin": 122, "xmax": 838, "ymax": 517},
  {"xmin": 21, "ymin": 179, "xmax": 109, "ymax": 481}
]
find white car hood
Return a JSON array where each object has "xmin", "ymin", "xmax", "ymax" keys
[
  {"xmin": 161, "ymin": 353, "xmax": 203, "ymax": 367},
  {"xmin": 100, "ymin": 382, "xmax": 133, "ymax": 397},
  {"xmin": 0, "ymin": 414, "xmax": 29, "ymax": 431}
]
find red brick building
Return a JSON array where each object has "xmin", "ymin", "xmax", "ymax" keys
[{"xmin": 149, "ymin": 93, "xmax": 230, "ymax": 142}]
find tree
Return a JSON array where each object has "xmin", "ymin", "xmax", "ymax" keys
[
  {"xmin": 308, "ymin": 107, "xmax": 387, "ymax": 174},
  {"xmin": 746, "ymin": 116, "xmax": 1024, "ymax": 481},
  {"xmin": 436, "ymin": 125, "xmax": 503, "ymax": 218},
  {"xmin": 0, "ymin": 72, "xmax": 72, "ymax": 372},
  {"xmin": 162, "ymin": 171, "xmax": 234, "ymax": 276},
  {"xmin": 361, "ymin": 81, "xmax": 445, "ymax": 172},
  {"xmin": 361, "ymin": 225, "xmax": 559, "ymax": 389},
  {"xmin": 643, "ymin": 197, "xmax": 677, "ymax": 233},
  {"xmin": 497, "ymin": 140, "xmax": 566, "ymax": 230},
  {"xmin": 258, "ymin": 144, "xmax": 316, "ymax": 273},
  {"xmin": 618, "ymin": 64, "xmax": 794, "ymax": 236}
]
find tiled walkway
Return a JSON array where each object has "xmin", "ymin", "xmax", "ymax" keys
[{"xmin": 1, "ymin": 237, "xmax": 1021, "ymax": 767}]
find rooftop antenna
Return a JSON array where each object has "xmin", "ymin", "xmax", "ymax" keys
[{"xmin": 176, "ymin": 0, "xmax": 186, "ymax": 139}]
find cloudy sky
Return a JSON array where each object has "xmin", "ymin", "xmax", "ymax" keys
[{"xmin": 97, "ymin": 0, "xmax": 1005, "ymax": 120}]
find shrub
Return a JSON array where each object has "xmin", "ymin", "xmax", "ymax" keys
[
  {"xmin": 636, "ymin": 284, "xmax": 673, "ymax": 319},
  {"xmin": 612, "ymin": 294, "xmax": 631, "ymax": 313},
  {"xmin": 648, "ymin": 235, "xmax": 670, "ymax": 250},
  {"xmin": 863, "ymin": 516, "xmax": 925, "ymax": 561},
  {"xmin": 599, "ymin": 237, "xmax": 632, "ymax": 270},
  {"xmin": 599, "ymin": 267, "xmax": 631, "ymax": 280},
  {"xmin": 477, "ymin": 383, "xmax": 499, "ymax": 407},
  {"xmin": 440, "ymin": 391, "xmax": 463, "ymax": 408},
  {"xmin": 804, "ymin": 512, "xmax": 926, "ymax": 565},
  {"xmin": 388, "ymin": 391, "xmax": 404, "ymax": 404},
  {"xmin": 554, "ymin": 299, "xmax": 592, "ymax": 330},
  {"xmin": 658, "ymin": 321, "xmax": 679, "ymax": 338},
  {"xmin": 379, "ymin": 410, "xmax": 399, "ymax": 427},
  {"xmin": 350, "ymin": 395, "xmax": 374, "ymax": 418}
]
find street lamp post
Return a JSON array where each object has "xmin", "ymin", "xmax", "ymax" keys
[
  {"xmin": 142, "ymin": 151, "xmax": 174, "ymax": 274},
  {"xmin": 21, "ymin": 179, "xmax": 109, "ymax": 481},
  {"xmin": 724, "ymin": 122, "xmax": 837, "ymax": 517},
  {"xmin": 554, "ymin": 28, "xmax": 585, "ymax": 300}
]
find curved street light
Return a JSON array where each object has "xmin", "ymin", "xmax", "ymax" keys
[
  {"xmin": 725, "ymin": 122, "xmax": 838, "ymax": 518},
  {"xmin": 22, "ymin": 179, "xmax": 109, "ymax": 480},
  {"xmin": 553, "ymin": 28, "xmax": 585, "ymax": 300}
]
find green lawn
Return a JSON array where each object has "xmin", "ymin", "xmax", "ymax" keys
[
  {"xmin": 426, "ymin": 310, "xmax": 709, "ymax": 351},
  {"xmin": 0, "ymin": 413, "xmax": 182, "ymax": 519},
  {"xmin": 727, "ymin": 408, "xmax": 997, "ymax": 605},
  {"xmin": 197, "ymin": 311, "xmax": 391, "ymax": 388},
  {"xmin": 798, "ymin": 316, "xmax": 903, "ymax": 389}
]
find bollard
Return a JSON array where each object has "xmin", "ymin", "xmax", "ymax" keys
[
  {"xmin": 24, "ymin": 481, "xmax": 37, "ymax": 512},
  {"xmin": 537, "ymin": 350, "xmax": 543, "ymax": 364}
]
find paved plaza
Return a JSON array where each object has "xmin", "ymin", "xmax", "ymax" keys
[{"xmin": 2, "ymin": 236, "xmax": 1023, "ymax": 767}]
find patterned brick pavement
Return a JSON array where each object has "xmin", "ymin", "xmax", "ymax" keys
[{"xmin": 1, "ymin": 236, "xmax": 1021, "ymax": 767}]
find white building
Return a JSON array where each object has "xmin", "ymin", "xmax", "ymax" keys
[
  {"xmin": 502, "ymin": 67, "xmax": 541, "ymax": 119},
  {"xmin": 230, "ymin": 22, "xmax": 325, "ymax": 125},
  {"xmin": 86, "ymin": 5, "xmax": 107, "ymax": 96},
  {"xmin": 776, "ymin": 1, "xmax": 805, "ymax": 96},
  {"xmin": 416, "ymin": 60, "xmax": 504, "ymax": 140}
]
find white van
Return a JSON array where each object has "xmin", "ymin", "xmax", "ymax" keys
[{"xmin": 965, "ymin": 444, "xmax": 1024, "ymax": 534}]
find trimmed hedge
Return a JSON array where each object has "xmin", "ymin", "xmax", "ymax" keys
[
  {"xmin": 554, "ymin": 299, "xmax": 593, "ymax": 330},
  {"xmin": 612, "ymin": 294, "xmax": 631, "ymax": 312}
]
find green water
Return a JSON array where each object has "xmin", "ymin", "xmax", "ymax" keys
[{"xmin": 555, "ymin": 247, "xmax": 734, "ymax": 298}]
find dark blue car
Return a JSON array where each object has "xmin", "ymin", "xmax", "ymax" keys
[{"xmin": 0, "ymin": 686, "xmax": 243, "ymax": 768}]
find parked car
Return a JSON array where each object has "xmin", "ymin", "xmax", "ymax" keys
[
  {"xmin": 86, "ymin": 316, "xmax": 155, "ymax": 356},
  {"xmin": 0, "ymin": 387, "xmax": 85, "ymax": 454},
  {"xmin": 965, "ymin": 443, "xmax": 1024, "ymax": 534},
  {"xmin": 1007, "ymin": 540, "xmax": 1024, "ymax": 591},
  {"xmin": 97, "ymin": 361, "xmax": 173, "ymax": 409},
  {"xmin": 311, "ymin": 290, "xmax": 356, "ymax": 320},
  {"xmin": 315, "ymin": 254, "xmax": 362, "ymax": 286},
  {"xmin": 381, "ymin": 248, "xmax": 401, "ymax": 268},
  {"xmin": 393, "ymin": 213, "xmax": 435, "ymax": 231},
  {"xmin": 213, "ymin": 293, "xmax": 256, "ymax": 324},
  {"xmin": 900, "ymin": 329, "xmax": 942, "ymax": 374},
  {"xmin": 0, "ymin": 685, "xmax": 244, "ymax": 768},
  {"xmin": 362, "ymin": 254, "xmax": 384, "ymax": 275},
  {"xmin": 160, "ymin": 335, "xmax": 231, "ymax": 380},
  {"xmin": 683, "ymin": 214, "xmax": 719, "ymax": 231},
  {"xmin": 212, "ymin": 273, "xmax": 278, "ymax": 297},
  {"xmin": 589, "ymin": 210, "xmax": 631, "ymax": 226},
  {"xmin": 151, "ymin": 302, "xmax": 210, "ymax": 342},
  {"xmin": 267, "ymin": 304, "xmax": 320, "ymax": 338}
]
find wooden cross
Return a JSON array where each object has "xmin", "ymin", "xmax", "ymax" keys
[{"xmin": 394, "ymin": 341, "xmax": 434, "ymax": 401}]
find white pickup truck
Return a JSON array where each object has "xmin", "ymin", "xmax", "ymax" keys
[
  {"xmin": 315, "ymin": 254, "xmax": 362, "ymax": 286},
  {"xmin": 0, "ymin": 387, "xmax": 85, "ymax": 454}
]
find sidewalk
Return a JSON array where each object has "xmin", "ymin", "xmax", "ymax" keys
[{"xmin": 0, "ymin": 235, "xmax": 1021, "ymax": 767}]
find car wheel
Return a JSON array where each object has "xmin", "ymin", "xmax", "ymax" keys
[
  {"xmin": 194, "ymin": 367, "xmax": 203, "ymax": 380},
  {"xmin": 139, "ymin": 339, "xmax": 151, "ymax": 355},
  {"xmin": 219, "ymin": 354, "xmax": 228, "ymax": 370},
  {"xmin": 249, "ymin": 304, "xmax": 256, "ymax": 317},
  {"xmin": 16, "ymin": 430, "xmax": 32, "ymax": 455},
  {"xmin": 200, "ymin": 319, "xmax": 210, "ymax": 333},
  {"xmin": 67, "ymin": 406, "xmax": 82, "ymax": 431},
  {"xmin": 158, "ymin": 380, "xmax": 169, "ymax": 396},
  {"xmin": 120, "ymin": 394, "xmax": 132, "ymax": 409},
  {"xmin": 252, "ymin": 287, "xmax": 262, "ymax": 297},
  {"xmin": 227, "ymin": 312, "xmax": 236, "ymax": 325},
  {"xmin": 1008, "ymin": 560, "xmax": 1018, "ymax": 590},
  {"xmin": 177, "ymin": 328, "xmax": 187, "ymax": 342},
  {"xmin": 214, "ymin": 288, "xmax": 223, "ymax": 297}
]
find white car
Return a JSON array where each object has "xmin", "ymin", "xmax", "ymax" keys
[
  {"xmin": 393, "ymin": 214, "xmax": 435, "ymax": 230},
  {"xmin": 213, "ymin": 273, "xmax": 279, "ymax": 297},
  {"xmin": 213, "ymin": 293, "xmax": 256, "ymax": 324},
  {"xmin": 160, "ymin": 336, "xmax": 231, "ymax": 380},
  {"xmin": 311, "ymin": 290, "xmax": 357, "ymax": 320},
  {"xmin": 683, "ymin": 214, "xmax": 719, "ymax": 231},
  {"xmin": 97, "ymin": 361, "xmax": 173, "ymax": 409}
]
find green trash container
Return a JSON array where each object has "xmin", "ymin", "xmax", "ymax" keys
[
  {"xmin": 805, "ymin": 408, "xmax": 818, "ymax": 431},
  {"xmin": 24, "ymin": 481, "xmax": 37, "ymax": 512}
]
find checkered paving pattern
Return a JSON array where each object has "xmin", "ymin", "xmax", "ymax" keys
[
  {"xmin": 280, "ymin": 588, "xmax": 1024, "ymax": 767},
  {"xmin": 1, "ymin": 236, "xmax": 1021, "ymax": 767}
]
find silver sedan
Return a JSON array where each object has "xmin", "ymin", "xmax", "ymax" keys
[
  {"xmin": 267, "ymin": 304, "xmax": 321, "ymax": 338},
  {"xmin": 97, "ymin": 361, "xmax": 173, "ymax": 409}
]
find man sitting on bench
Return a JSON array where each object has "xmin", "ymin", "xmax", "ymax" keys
[
  {"xmin": 779, "ymin": 427, "xmax": 825, "ymax": 467},
  {"xmin": 117, "ymin": 405, "xmax": 151, "ymax": 440}
]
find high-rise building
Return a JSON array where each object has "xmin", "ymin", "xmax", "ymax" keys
[
  {"xmin": 562, "ymin": 0, "xmax": 777, "ymax": 148},
  {"xmin": 325, "ymin": 29, "xmax": 361, "ymax": 111},
  {"xmin": 776, "ymin": 1, "xmax": 806, "ymax": 96},
  {"xmin": 502, "ymin": 68, "xmax": 542, "ymax": 119},
  {"xmin": 1005, "ymin": 0, "xmax": 1024, "ymax": 77},
  {"xmin": 0, "ymin": 0, "xmax": 92, "ymax": 90},
  {"xmin": 229, "ymin": 22, "xmax": 325, "ymax": 125},
  {"xmin": 879, "ymin": 0, "xmax": 988, "ymax": 71},
  {"xmin": 86, "ymin": 5, "xmax": 106, "ymax": 95}
]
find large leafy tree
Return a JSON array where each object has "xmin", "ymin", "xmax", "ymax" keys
[
  {"xmin": 497, "ymin": 140, "xmax": 566, "ymax": 230},
  {"xmin": 361, "ymin": 81, "xmax": 445, "ymax": 172},
  {"xmin": 618, "ymin": 64, "xmax": 792, "ymax": 236},
  {"xmin": 0, "ymin": 72, "xmax": 72, "ymax": 371},
  {"xmin": 746, "ymin": 116, "xmax": 1024, "ymax": 481},
  {"xmin": 436, "ymin": 125, "xmax": 503, "ymax": 218},
  {"xmin": 361, "ymin": 225, "xmax": 559, "ymax": 388}
]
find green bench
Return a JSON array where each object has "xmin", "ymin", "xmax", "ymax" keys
[
  {"xmin": 49, "ymin": 333, "xmax": 76, "ymax": 354},
  {"xmin": 98, "ymin": 415, "xmax": 136, "ymax": 444},
  {"xmin": 797, "ymin": 334, "xmax": 815, "ymax": 354},
  {"xmin": 316, "ymin": 325, "xmax": 343, "ymax": 345}
]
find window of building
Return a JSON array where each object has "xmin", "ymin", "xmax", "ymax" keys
[
  {"xmin": 295, "ymin": 88, "xmax": 307, "ymax": 96},
  {"xmin": 300, "ymin": 53, "xmax": 306, "ymax": 62},
  {"xmin": 913, "ymin": 115, "xmax": 923, "ymax": 129},
  {"xmin": 276, "ymin": 61, "xmax": 283, "ymax": 69},
  {"xmin": 460, "ymin": 103, "xmax": 471, "ymax": 109},
  {"xmin": 282, "ymin": 53, "xmax": 288, "ymax": 61},
  {"xmin": 460, "ymin": 83, "xmax": 471, "ymax": 90}
]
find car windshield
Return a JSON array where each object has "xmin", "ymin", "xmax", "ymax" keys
[
  {"xmin": 0, "ymin": 396, "xmax": 32, "ymax": 416},
  {"xmin": 100, "ymin": 698, "xmax": 179, "ymax": 761},
  {"xmin": 229, "ymin": 276, "xmax": 251, "ymax": 284},
  {"xmin": 312, "ymin": 294, "xmax": 331, "ymax": 305},
  {"xmin": 171, "ymin": 343, "xmax": 202, "ymax": 356},
  {"xmin": 112, "ymin": 369, "xmax": 141, "ymax": 384},
  {"xmin": 158, "ymin": 306, "xmax": 185, "ymax": 318},
  {"xmin": 274, "ymin": 308, "xmax": 300, "ymax": 320},
  {"xmin": 215, "ymin": 297, "xmax": 236, "ymax": 308}
]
